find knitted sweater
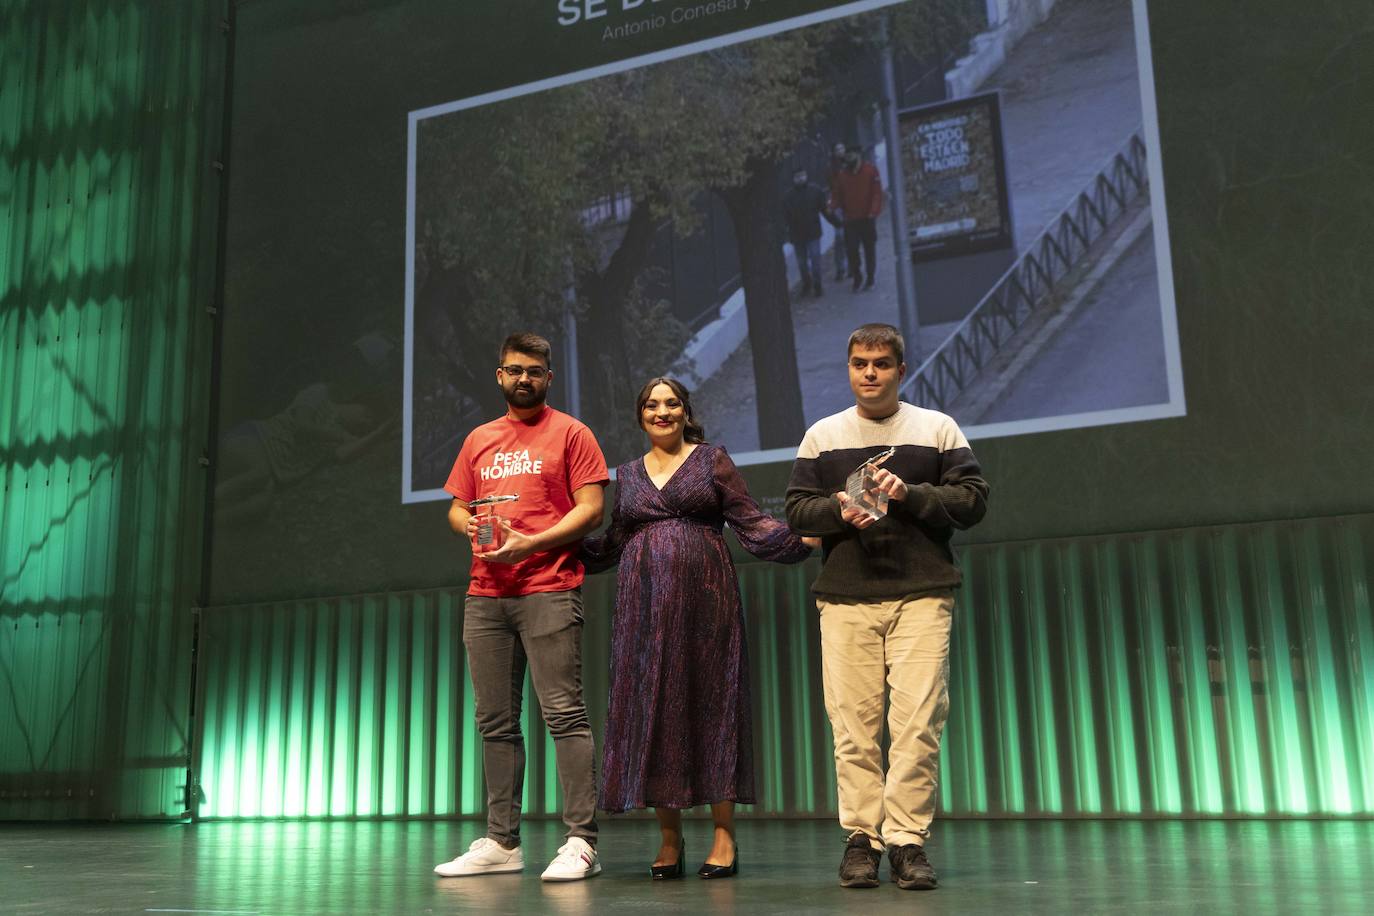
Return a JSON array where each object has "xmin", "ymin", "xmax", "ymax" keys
[{"xmin": 785, "ymin": 403, "xmax": 989, "ymax": 598}]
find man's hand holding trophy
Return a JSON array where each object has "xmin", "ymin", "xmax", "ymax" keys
[{"xmin": 835, "ymin": 447, "xmax": 904, "ymax": 530}]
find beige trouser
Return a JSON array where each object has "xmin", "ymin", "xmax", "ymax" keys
[{"xmin": 817, "ymin": 591, "xmax": 954, "ymax": 849}]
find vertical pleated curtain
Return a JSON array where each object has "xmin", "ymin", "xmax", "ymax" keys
[
  {"xmin": 0, "ymin": 0, "xmax": 224, "ymax": 819},
  {"xmin": 193, "ymin": 514, "xmax": 1374, "ymax": 820}
]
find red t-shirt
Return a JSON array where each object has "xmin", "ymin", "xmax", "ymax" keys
[{"xmin": 445, "ymin": 406, "xmax": 609, "ymax": 597}]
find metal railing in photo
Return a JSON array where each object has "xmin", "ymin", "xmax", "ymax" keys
[
  {"xmin": 899, "ymin": 130, "xmax": 1150, "ymax": 412},
  {"xmin": 579, "ymin": 187, "xmax": 635, "ymax": 227}
]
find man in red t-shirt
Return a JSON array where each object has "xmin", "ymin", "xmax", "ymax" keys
[{"xmin": 433, "ymin": 332, "xmax": 609, "ymax": 883}]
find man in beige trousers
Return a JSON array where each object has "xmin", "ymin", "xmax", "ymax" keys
[{"xmin": 785, "ymin": 323, "xmax": 989, "ymax": 890}]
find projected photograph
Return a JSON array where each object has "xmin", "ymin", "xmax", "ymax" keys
[{"xmin": 404, "ymin": 0, "xmax": 1183, "ymax": 500}]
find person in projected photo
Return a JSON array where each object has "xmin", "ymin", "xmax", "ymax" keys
[
  {"xmin": 434, "ymin": 331, "xmax": 609, "ymax": 883},
  {"xmin": 828, "ymin": 142, "xmax": 850, "ymax": 281},
  {"xmin": 830, "ymin": 146, "xmax": 884, "ymax": 292},
  {"xmin": 783, "ymin": 166, "xmax": 842, "ymax": 297},
  {"xmin": 786, "ymin": 323, "xmax": 989, "ymax": 892},
  {"xmin": 580, "ymin": 377, "xmax": 816, "ymax": 880}
]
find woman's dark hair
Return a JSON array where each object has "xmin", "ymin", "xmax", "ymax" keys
[{"xmin": 635, "ymin": 376, "xmax": 706, "ymax": 444}]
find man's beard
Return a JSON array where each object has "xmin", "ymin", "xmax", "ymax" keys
[{"xmin": 503, "ymin": 383, "xmax": 547, "ymax": 409}]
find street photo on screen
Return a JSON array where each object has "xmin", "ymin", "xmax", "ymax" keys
[{"xmin": 404, "ymin": 0, "xmax": 1183, "ymax": 501}]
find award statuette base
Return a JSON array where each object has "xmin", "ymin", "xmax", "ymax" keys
[
  {"xmin": 469, "ymin": 494, "xmax": 520, "ymax": 555},
  {"xmin": 844, "ymin": 447, "xmax": 896, "ymax": 522},
  {"xmin": 845, "ymin": 468, "xmax": 890, "ymax": 521},
  {"xmin": 473, "ymin": 509, "xmax": 501, "ymax": 553}
]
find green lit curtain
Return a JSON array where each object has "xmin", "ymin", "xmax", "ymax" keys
[
  {"xmin": 195, "ymin": 514, "xmax": 1374, "ymax": 819},
  {"xmin": 0, "ymin": 0, "xmax": 224, "ymax": 819},
  {"xmin": 946, "ymin": 515, "xmax": 1374, "ymax": 816}
]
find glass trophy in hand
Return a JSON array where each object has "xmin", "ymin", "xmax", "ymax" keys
[
  {"xmin": 469, "ymin": 494, "xmax": 520, "ymax": 554},
  {"xmin": 844, "ymin": 447, "xmax": 897, "ymax": 521}
]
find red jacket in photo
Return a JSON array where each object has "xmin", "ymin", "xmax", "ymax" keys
[{"xmin": 830, "ymin": 160, "xmax": 884, "ymax": 221}]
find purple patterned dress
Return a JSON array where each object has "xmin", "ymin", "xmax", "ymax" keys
[{"xmin": 582, "ymin": 444, "xmax": 810, "ymax": 812}]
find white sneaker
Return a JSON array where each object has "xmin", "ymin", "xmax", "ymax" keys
[
  {"xmin": 540, "ymin": 836, "xmax": 601, "ymax": 882},
  {"xmin": 434, "ymin": 837, "xmax": 524, "ymax": 877}
]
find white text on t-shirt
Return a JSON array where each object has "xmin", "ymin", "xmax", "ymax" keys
[{"xmin": 480, "ymin": 449, "xmax": 544, "ymax": 480}]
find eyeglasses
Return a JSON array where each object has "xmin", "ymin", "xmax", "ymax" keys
[{"xmin": 499, "ymin": 365, "xmax": 547, "ymax": 380}]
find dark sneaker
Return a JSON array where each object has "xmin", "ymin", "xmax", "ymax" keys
[
  {"xmin": 889, "ymin": 843, "xmax": 937, "ymax": 890},
  {"xmin": 838, "ymin": 834, "xmax": 881, "ymax": 888}
]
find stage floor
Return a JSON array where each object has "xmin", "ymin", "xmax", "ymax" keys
[{"xmin": 6, "ymin": 818, "xmax": 1373, "ymax": 914}]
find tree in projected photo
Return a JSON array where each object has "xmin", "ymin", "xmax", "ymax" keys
[{"xmin": 413, "ymin": 2, "xmax": 977, "ymax": 471}]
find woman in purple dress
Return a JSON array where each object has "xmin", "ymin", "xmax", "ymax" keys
[{"xmin": 582, "ymin": 377, "xmax": 814, "ymax": 879}]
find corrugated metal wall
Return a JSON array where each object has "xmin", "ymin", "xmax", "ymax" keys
[
  {"xmin": 194, "ymin": 512, "xmax": 1374, "ymax": 819},
  {"xmin": 193, "ymin": 568, "xmax": 832, "ymax": 820},
  {"xmin": 947, "ymin": 513, "xmax": 1373, "ymax": 815},
  {"xmin": 0, "ymin": 0, "xmax": 225, "ymax": 819}
]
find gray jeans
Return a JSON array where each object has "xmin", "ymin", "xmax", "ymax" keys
[{"xmin": 463, "ymin": 588, "xmax": 597, "ymax": 845}]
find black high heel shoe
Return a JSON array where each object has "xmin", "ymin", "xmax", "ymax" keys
[
  {"xmin": 697, "ymin": 843, "xmax": 739, "ymax": 879},
  {"xmin": 650, "ymin": 841, "xmax": 685, "ymax": 880}
]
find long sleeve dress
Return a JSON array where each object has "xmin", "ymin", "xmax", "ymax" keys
[{"xmin": 582, "ymin": 443, "xmax": 811, "ymax": 812}]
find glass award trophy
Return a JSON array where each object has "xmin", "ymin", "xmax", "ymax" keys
[
  {"xmin": 844, "ymin": 447, "xmax": 896, "ymax": 521},
  {"xmin": 468, "ymin": 494, "xmax": 520, "ymax": 554}
]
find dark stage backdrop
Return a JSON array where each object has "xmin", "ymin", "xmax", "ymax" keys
[
  {"xmin": 207, "ymin": 0, "xmax": 1196, "ymax": 605},
  {"xmin": 201, "ymin": 0, "xmax": 1374, "ymax": 597},
  {"xmin": 4, "ymin": 0, "xmax": 1373, "ymax": 821}
]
